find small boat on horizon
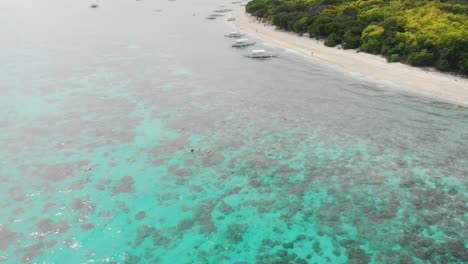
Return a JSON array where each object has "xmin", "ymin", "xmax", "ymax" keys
[{"xmin": 90, "ymin": 4, "xmax": 99, "ymax": 8}]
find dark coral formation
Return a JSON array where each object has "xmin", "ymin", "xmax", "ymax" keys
[
  {"xmin": 42, "ymin": 160, "xmax": 90, "ymax": 181},
  {"xmin": 18, "ymin": 240, "xmax": 57, "ymax": 263},
  {"xmin": 0, "ymin": 227, "xmax": 18, "ymax": 249},
  {"xmin": 36, "ymin": 219, "xmax": 70, "ymax": 235},
  {"xmin": 135, "ymin": 211, "xmax": 146, "ymax": 220},
  {"xmin": 112, "ymin": 176, "xmax": 135, "ymax": 195},
  {"xmin": 347, "ymin": 248, "xmax": 371, "ymax": 264},
  {"xmin": 71, "ymin": 198, "xmax": 96, "ymax": 215},
  {"xmin": 202, "ymin": 153, "xmax": 225, "ymax": 167}
]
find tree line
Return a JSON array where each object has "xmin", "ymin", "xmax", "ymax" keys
[{"xmin": 246, "ymin": 0, "xmax": 468, "ymax": 75}]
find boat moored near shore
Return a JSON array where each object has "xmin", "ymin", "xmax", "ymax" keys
[
  {"xmin": 213, "ymin": 8, "xmax": 233, "ymax": 13},
  {"xmin": 244, "ymin": 49, "xmax": 277, "ymax": 59},
  {"xmin": 232, "ymin": 39, "xmax": 255, "ymax": 48},
  {"xmin": 225, "ymin": 31, "xmax": 245, "ymax": 38}
]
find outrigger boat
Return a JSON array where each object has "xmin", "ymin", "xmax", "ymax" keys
[
  {"xmin": 244, "ymin": 49, "xmax": 277, "ymax": 59},
  {"xmin": 225, "ymin": 31, "xmax": 245, "ymax": 38},
  {"xmin": 232, "ymin": 39, "xmax": 255, "ymax": 48}
]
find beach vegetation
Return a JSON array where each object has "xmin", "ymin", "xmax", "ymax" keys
[
  {"xmin": 246, "ymin": 0, "xmax": 468, "ymax": 75},
  {"xmin": 325, "ymin": 32, "xmax": 341, "ymax": 47}
]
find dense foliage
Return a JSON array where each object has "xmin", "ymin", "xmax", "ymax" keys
[{"xmin": 246, "ymin": 0, "xmax": 468, "ymax": 75}]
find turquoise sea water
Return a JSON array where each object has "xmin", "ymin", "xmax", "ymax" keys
[{"xmin": 0, "ymin": 0, "xmax": 467, "ymax": 263}]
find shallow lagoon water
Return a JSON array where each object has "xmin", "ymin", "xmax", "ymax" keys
[{"xmin": 0, "ymin": 0, "xmax": 467, "ymax": 263}]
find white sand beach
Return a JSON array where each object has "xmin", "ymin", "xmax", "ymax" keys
[{"xmin": 232, "ymin": 10, "xmax": 468, "ymax": 106}]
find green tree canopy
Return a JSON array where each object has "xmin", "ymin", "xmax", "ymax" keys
[{"xmin": 246, "ymin": 0, "xmax": 468, "ymax": 75}]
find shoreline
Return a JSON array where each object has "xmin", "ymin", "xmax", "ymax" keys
[{"xmin": 232, "ymin": 10, "xmax": 468, "ymax": 107}]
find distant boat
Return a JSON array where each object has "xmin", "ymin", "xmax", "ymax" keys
[
  {"xmin": 244, "ymin": 49, "xmax": 277, "ymax": 59},
  {"xmin": 227, "ymin": 18, "xmax": 236, "ymax": 21},
  {"xmin": 213, "ymin": 9, "xmax": 233, "ymax": 13},
  {"xmin": 90, "ymin": 4, "xmax": 99, "ymax": 8},
  {"xmin": 225, "ymin": 31, "xmax": 245, "ymax": 38},
  {"xmin": 206, "ymin": 14, "xmax": 223, "ymax": 19},
  {"xmin": 232, "ymin": 39, "xmax": 255, "ymax": 48}
]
